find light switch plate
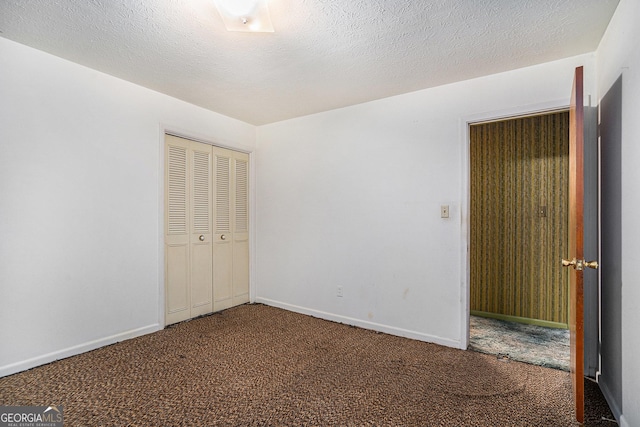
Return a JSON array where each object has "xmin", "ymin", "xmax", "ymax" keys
[{"xmin": 441, "ymin": 205, "xmax": 450, "ymax": 218}]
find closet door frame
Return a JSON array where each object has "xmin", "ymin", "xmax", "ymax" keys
[{"xmin": 159, "ymin": 128, "xmax": 255, "ymax": 327}]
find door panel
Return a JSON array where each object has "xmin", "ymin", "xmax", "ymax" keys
[
  {"xmin": 233, "ymin": 236, "xmax": 250, "ymax": 304},
  {"xmin": 190, "ymin": 144, "xmax": 213, "ymax": 316},
  {"xmin": 568, "ymin": 66, "xmax": 585, "ymax": 424},
  {"xmin": 212, "ymin": 146, "xmax": 250, "ymax": 309},
  {"xmin": 233, "ymin": 156, "xmax": 250, "ymax": 304},
  {"xmin": 213, "ymin": 240, "xmax": 234, "ymax": 310},
  {"xmin": 166, "ymin": 244, "xmax": 190, "ymax": 324},
  {"xmin": 213, "ymin": 149, "xmax": 234, "ymax": 310},
  {"xmin": 190, "ymin": 242, "xmax": 213, "ymax": 313},
  {"xmin": 165, "ymin": 136, "xmax": 191, "ymax": 325}
]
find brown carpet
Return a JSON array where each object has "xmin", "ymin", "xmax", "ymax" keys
[{"xmin": 0, "ymin": 304, "xmax": 615, "ymax": 426}]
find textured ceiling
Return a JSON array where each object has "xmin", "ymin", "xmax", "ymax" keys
[{"xmin": 0, "ymin": 0, "xmax": 619, "ymax": 125}]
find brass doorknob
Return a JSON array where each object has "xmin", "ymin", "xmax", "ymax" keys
[
  {"xmin": 199, "ymin": 235, "xmax": 205, "ymax": 241},
  {"xmin": 562, "ymin": 258, "xmax": 599, "ymax": 271},
  {"xmin": 220, "ymin": 234, "xmax": 226, "ymax": 240},
  {"xmin": 584, "ymin": 260, "xmax": 599, "ymax": 269}
]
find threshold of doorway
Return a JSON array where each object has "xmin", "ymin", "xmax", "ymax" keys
[{"xmin": 471, "ymin": 310, "xmax": 568, "ymax": 330}]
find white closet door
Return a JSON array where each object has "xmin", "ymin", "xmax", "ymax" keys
[
  {"xmin": 213, "ymin": 148, "xmax": 234, "ymax": 311},
  {"xmin": 189, "ymin": 143, "xmax": 213, "ymax": 317},
  {"xmin": 233, "ymin": 154, "xmax": 250, "ymax": 305},
  {"xmin": 166, "ymin": 136, "xmax": 248, "ymax": 323},
  {"xmin": 165, "ymin": 135, "xmax": 191, "ymax": 325},
  {"xmin": 165, "ymin": 135, "xmax": 213, "ymax": 325},
  {"xmin": 212, "ymin": 146, "xmax": 250, "ymax": 310}
]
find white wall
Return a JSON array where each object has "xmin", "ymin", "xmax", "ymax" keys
[
  {"xmin": 0, "ymin": 37, "xmax": 255, "ymax": 376},
  {"xmin": 255, "ymin": 53, "xmax": 596, "ymax": 348},
  {"xmin": 596, "ymin": 0, "xmax": 640, "ymax": 425}
]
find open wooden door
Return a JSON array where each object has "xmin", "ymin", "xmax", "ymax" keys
[{"xmin": 563, "ymin": 66, "xmax": 598, "ymax": 424}]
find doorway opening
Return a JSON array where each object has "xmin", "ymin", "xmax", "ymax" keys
[{"xmin": 468, "ymin": 110, "xmax": 570, "ymax": 370}]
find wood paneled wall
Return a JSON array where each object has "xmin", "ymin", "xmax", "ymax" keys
[{"xmin": 470, "ymin": 112, "xmax": 569, "ymax": 326}]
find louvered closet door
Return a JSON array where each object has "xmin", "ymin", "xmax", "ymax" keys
[
  {"xmin": 189, "ymin": 142, "xmax": 213, "ymax": 317},
  {"xmin": 165, "ymin": 135, "xmax": 213, "ymax": 325},
  {"xmin": 232, "ymin": 153, "xmax": 250, "ymax": 305},
  {"xmin": 212, "ymin": 146, "xmax": 250, "ymax": 310},
  {"xmin": 165, "ymin": 135, "xmax": 191, "ymax": 325}
]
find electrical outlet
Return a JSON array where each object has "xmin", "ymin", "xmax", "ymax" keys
[
  {"xmin": 337, "ymin": 286, "xmax": 343, "ymax": 297},
  {"xmin": 441, "ymin": 205, "xmax": 450, "ymax": 218}
]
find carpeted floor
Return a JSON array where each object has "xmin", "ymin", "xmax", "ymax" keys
[
  {"xmin": 468, "ymin": 315, "xmax": 570, "ymax": 371},
  {"xmin": 0, "ymin": 304, "xmax": 615, "ymax": 426}
]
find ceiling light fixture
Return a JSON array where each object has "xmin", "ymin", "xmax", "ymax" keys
[{"xmin": 213, "ymin": 0, "xmax": 274, "ymax": 32}]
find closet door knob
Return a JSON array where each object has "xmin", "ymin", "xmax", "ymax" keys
[
  {"xmin": 199, "ymin": 235, "xmax": 205, "ymax": 241},
  {"xmin": 220, "ymin": 234, "xmax": 226, "ymax": 240}
]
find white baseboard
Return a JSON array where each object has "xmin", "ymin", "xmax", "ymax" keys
[
  {"xmin": 2, "ymin": 302, "xmax": 462, "ymax": 376},
  {"xmin": 598, "ymin": 376, "xmax": 623, "ymax": 425},
  {"xmin": 255, "ymin": 297, "xmax": 460, "ymax": 349},
  {"xmin": 0, "ymin": 324, "xmax": 162, "ymax": 378}
]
